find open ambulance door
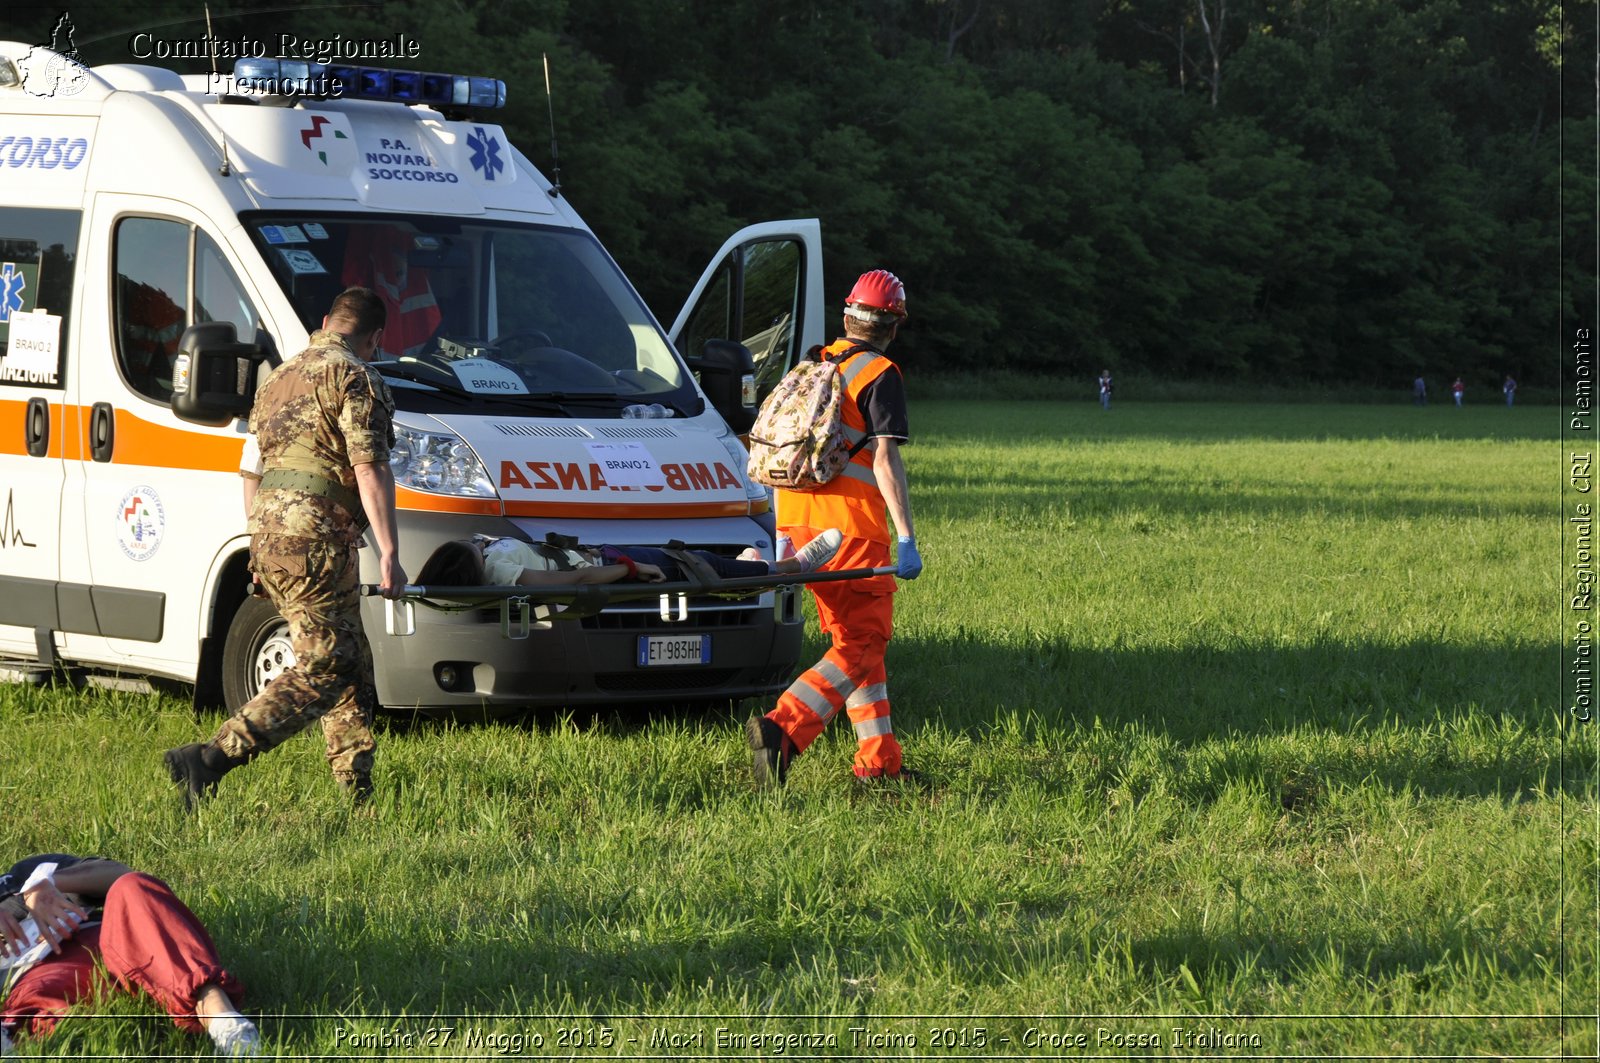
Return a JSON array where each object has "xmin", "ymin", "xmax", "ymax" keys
[{"xmin": 668, "ymin": 219, "xmax": 825, "ymax": 413}]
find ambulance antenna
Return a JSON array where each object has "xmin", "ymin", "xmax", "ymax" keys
[
  {"xmin": 542, "ymin": 53, "xmax": 562, "ymax": 198},
  {"xmin": 204, "ymin": 3, "xmax": 232, "ymax": 175}
]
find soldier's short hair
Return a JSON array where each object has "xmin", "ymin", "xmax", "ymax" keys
[
  {"xmin": 417, "ymin": 540, "xmax": 487, "ymax": 586},
  {"xmin": 327, "ymin": 287, "xmax": 388, "ymax": 339}
]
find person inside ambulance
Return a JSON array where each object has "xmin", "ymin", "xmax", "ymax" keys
[
  {"xmin": 340, "ymin": 225, "xmax": 442, "ymax": 359},
  {"xmin": 115, "ymin": 276, "xmax": 186, "ymax": 400}
]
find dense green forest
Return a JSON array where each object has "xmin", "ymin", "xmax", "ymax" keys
[{"xmin": 5, "ymin": 0, "xmax": 1593, "ymax": 389}]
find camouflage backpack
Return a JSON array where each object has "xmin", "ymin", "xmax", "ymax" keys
[{"xmin": 747, "ymin": 344, "xmax": 878, "ymax": 491}]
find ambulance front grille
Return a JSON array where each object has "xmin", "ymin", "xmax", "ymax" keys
[
  {"xmin": 592, "ymin": 424, "xmax": 681, "ymax": 439},
  {"xmin": 488, "ymin": 422, "xmax": 593, "ymax": 438},
  {"xmin": 580, "ymin": 604, "xmax": 760, "ymax": 631}
]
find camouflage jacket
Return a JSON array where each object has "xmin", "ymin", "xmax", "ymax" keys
[{"xmin": 248, "ymin": 329, "xmax": 395, "ymax": 545}]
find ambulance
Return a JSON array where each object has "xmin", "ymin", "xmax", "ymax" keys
[{"xmin": 0, "ymin": 43, "xmax": 825, "ymax": 715}]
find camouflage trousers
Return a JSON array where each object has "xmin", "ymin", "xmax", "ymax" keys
[{"xmin": 211, "ymin": 532, "xmax": 377, "ymax": 786}]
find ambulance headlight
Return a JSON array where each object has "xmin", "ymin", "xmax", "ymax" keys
[
  {"xmin": 717, "ymin": 434, "xmax": 767, "ymax": 504},
  {"xmin": 390, "ymin": 427, "xmax": 496, "ymax": 497}
]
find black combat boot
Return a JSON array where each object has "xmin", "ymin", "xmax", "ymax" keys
[{"xmin": 163, "ymin": 743, "xmax": 248, "ymax": 811}]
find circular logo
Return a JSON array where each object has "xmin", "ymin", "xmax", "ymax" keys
[
  {"xmin": 43, "ymin": 55, "xmax": 90, "ymax": 97},
  {"xmin": 116, "ymin": 486, "xmax": 165, "ymax": 562}
]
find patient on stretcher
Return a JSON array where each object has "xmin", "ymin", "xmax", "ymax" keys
[{"xmin": 416, "ymin": 529, "xmax": 843, "ymax": 588}]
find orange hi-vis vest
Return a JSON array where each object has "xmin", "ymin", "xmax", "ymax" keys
[{"xmin": 778, "ymin": 340, "xmax": 899, "ymax": 544}]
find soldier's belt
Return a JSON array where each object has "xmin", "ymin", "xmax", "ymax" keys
[{"xmin": 258, "ymin": 469, "xmax": 365, "ymax": 527}]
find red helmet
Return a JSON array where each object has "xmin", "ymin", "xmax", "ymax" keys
[{"xmin": 844, "ymin": 269, "xmax": 907, "ymax": 319}]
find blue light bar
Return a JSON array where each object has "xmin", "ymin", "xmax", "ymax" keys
[
  {"xmin": 247, "ymin": 61, "xmax": 507, "ymax": 111},
  {"xmin": 357, "ymin": 67, "xmax": 391, "ymax": 98},
  {"xmin": 231, "ymin": 59, "xmax": 506, "ymax": 110},
  {"xmin": 452, "ymin": 76, "xmax": 506, "ymax": 109},
  {"xmin": 232, "ymin": 57, "xmax": 330, "ymax": 95}
]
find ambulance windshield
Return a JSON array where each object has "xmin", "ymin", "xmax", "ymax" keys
[{"xmin": 245, "ymin": 216, "xmax": 699, "ymax": 415}]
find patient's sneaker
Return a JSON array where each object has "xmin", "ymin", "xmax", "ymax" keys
[
  {"xmin": 207, "ymin": 1013, "xmax": 262, "ymax": 1057},
  {"xmin": 736, "ymin": 547, "xmax": 762, "ymax": 563},
  {"xmin": 793, "ymin": 528, "xmax": 843, "ymax": 572}
]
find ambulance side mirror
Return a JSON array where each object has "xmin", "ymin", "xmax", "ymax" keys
[
  {"xmin": 686, "ymin": 339, "xmax": 756, "ymax": 434},
  {"xmin": 171, "ymin": 322, "xmax": 271, "ymax": 426}
]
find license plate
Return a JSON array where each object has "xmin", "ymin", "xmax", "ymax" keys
[{"xmin": 637, "ymin": 634, "xmax": 711, "ymax": 667}]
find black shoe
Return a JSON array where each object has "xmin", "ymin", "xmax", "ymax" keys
[
  {"xmin": 747, "ymin": 715, "xmax": 795, "ymax": 789},
  {"xmin": 163, "ymin": 743, "xmax": 235, "ymax": 811}
]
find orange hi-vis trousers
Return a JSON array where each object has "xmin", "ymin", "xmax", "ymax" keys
[{"xmin": 766, "ymin": 529, "xmax": 902, "ymax": 777}]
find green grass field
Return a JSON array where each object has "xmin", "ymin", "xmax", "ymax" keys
[{"xmin": 0, "ymin": 400, "xmax": 1587, "ymax": 1059}]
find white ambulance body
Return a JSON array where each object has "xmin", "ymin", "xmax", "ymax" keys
[{"xmin": 0, "ymin": 46, "xmax": 823, "ymax": 714}]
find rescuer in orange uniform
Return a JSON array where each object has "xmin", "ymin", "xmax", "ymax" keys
[{"xmin": 747, "ymin": 269, "xmax": 923, "ymax": 786}]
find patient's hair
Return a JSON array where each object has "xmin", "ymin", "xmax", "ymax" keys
[{"xmin": 416, "ymin": 540, "xmax": 486, "ymax": 586}]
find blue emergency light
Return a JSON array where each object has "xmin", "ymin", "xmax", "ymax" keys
[{"xmin": 230, "ymin": 58, "xmax": 506, "ymax": 110}]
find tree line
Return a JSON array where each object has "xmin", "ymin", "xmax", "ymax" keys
[{"xmin": 13, "ymin": 0, "xmax": 1591, "ymax": 390}]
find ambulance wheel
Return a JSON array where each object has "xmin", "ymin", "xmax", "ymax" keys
[{"xmin": 221, "ymin": 596, "xmax": 296, "ymax": 712}]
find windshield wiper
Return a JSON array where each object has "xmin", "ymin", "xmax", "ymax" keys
[
  {"xmin": 372, "ymin": 361, "xmax": 474, "ymax": 400},
  {"xmin": 537, "ymin": 392, "xmax": 618, "ymax": 405}
]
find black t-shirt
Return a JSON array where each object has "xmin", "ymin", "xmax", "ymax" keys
[{"xmin": 858, "ymin": 368, "xmax": 909, "ymax": 443}]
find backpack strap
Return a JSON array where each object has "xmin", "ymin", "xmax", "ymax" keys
[
  {"xmin": 823, "ymin": 344, "xmax": 883, "ymax": 459},
  {"xmin": 819, "ymin": 342, "xmax": 875, "ymax": 366}
]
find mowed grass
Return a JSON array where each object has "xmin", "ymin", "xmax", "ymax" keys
[{"xmin": 0, "ymin": 400, "xmax": 1587, "ymax": 1059}]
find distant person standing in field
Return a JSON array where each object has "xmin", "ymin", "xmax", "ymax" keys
[
  {"xmin": 747, "ymin": 269, "xmax": 923, "ymax": 787},
  {"xmin": 1504, "ymin": 375, "xmax": 1517, "ymax": 406},
  {"xmin": 1452, "ymin": 378, "xmax": 1465, "ymax": 406},
  {"xmin": 1098, "ymin": 369, "xmax": 1113, "ymax": 410},
  {"xmin": 1413, "ymin": 376, "xmax": 1427, "ymax": 406},
  {"xmin": 164, "ymin": 287, "xmax": 407, "ymax": 808}
]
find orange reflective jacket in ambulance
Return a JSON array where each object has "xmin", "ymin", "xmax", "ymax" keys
[
  {"xmin": 341, "ymin": 226, "xmax": 442, "ymax": 358},
  {"xmin": 770, "ymin": 339, "xmax": 905, "ymax": 777}
]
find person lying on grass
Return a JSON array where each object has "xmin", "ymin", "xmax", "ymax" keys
[
  {"xmin": 0, "ymin": 854, "xmax": 260, "ymax": 1057},
  {"xmin": 415, "ymin": 528, "xmax": 843, "ymax": 587}
]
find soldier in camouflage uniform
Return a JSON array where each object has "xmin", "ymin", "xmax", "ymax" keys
[{"xmin": 164, "ymin": 287, "xmax": 407, "ymax": 806}]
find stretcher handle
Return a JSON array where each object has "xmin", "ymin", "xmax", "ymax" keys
[{"xmin": 359, "ymin": 565, "xmax": 898, "ymax": 603}]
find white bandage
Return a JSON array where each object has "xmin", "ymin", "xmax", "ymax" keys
[{"xmin": 19, "ymin": 862, "xmax": 58, "ymax": 895}]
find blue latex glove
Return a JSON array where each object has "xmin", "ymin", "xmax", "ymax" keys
[{"xmin": 896, "ymin": 536, "xmax": 923, "ymax": 580}]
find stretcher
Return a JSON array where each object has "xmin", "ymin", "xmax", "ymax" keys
[{"xmin": 361, "ymin": 565, "xmax": 897, "ymax": 640}]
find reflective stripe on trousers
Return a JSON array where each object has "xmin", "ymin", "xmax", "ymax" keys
[{"xmin": 765, "ymin": 530, "xmax": 901, "ymax": 777}]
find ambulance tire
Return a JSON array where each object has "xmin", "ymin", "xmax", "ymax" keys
[{"xmin": 221, "ymin": 596, "xmax": 295, "ymax": 712}]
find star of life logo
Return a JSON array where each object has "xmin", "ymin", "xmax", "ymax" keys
[
  {"xmin": 17, "ymin": 13, "xmax": 91, "ymax": 98},
  {"xmin": 299, "ymin": 115, "xmax": 348, "ymax": 165},
  {"xmin": 467, "ymin": 127, "xmax": 503, "ymax": 181},
  {"xmin": 0, "ymin": 264, "xmax": 26, "ymax": 324}
]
